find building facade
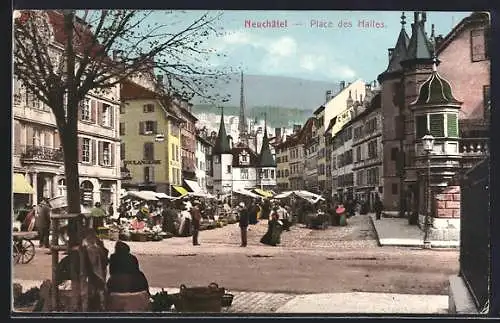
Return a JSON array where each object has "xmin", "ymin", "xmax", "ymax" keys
[
  {"xmin": 13, "ymin": 78, "xmax": 122, "ymax": 211},
  {"xmin": 195, "ymin": 132, "xmax": 213, "ymax": 192},
  {"xmin": 275, "ymin": 140, "xmax": 290, "ymax": 191},
  {"xmin": 119, "ymin": 79, "xmax": 183, "ymax": 195},
  {"xmin": 231, "ymin": 145, "xmax": 259, "ymax": 191},
  {"xmin": 178, "ymin": 102, "xmax": 198, "ymax": 182},
  {"xmin": 212, "ymin": 109, "xmax": 234, "ymax": 196}
]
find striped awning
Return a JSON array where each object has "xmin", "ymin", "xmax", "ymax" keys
[
  {"xmin": 173, "ymin": 186, "xmax": 188, "ymax": 197},
  {"xmin": 13, "ymin": 173, "xmax": 34, "ymax": 194},
  {"xmin": 254, "ymin": 188, "xmax": 274, "ymax": 198}
]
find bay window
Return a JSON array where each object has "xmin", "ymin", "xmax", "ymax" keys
[{"xmin": 416, "ymin": 113, "xmax": 459, "ymax": 139}]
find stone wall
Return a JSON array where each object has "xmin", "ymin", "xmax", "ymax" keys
[{"xmin": 435, "ymin": 186, "xmax": 461, "ymax": 219}]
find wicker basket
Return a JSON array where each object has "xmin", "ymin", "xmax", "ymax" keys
[{"xmin": 176, "ymin": 283, "xmax": 225, "ymax": 312}]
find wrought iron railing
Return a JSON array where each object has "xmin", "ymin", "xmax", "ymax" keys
[
  {"xmin": 460, "ymin": 156, "xmax": 490, "ymax": 312},
  {"xmin": 21, "ymin": 145, "xmax": 64, "ymax": 162}
]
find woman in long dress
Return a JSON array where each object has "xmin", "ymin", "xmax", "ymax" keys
[{"xmin": 260, "ymin": 208, "xmax": 282, "ymax": 246}]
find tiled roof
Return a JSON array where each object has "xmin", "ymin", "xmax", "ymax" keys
[
  {"xmin": 121, "ymin": 79, "xmax": 158, "ymax": 100},
  {"xmin": 213, "ymin": 109, "xmax": 231, "ymax": 155},
  {"xmin": 258, "ymin": 127, "xmax": 276, "ymax": 167}
]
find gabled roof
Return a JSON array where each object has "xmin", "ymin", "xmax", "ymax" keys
[
  {"xmin": 121, "ymin": 79, "xmax": 158, "ymax": 100},
  {"xmin": 436, "ymin": 12, "xmax": 490, "ymax": 55},
  {"xmin": 213, "ymin": 109, "xmax": 231, "ymax": 155},
  {"xmin": 258, "ymin": 127, "xmax": 276, "ymax": 168},
  {"xmin": 231, "ymin": 146, "xmax": 258, "ymax": 167}
]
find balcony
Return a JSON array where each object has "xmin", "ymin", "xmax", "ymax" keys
[
  {"xmin": 21, "ymin": 145, "xmax": 64, "ymax": 165},
  {"xmin": 460, "ymin": 138, "xmax": 489, "ymax": 156}
]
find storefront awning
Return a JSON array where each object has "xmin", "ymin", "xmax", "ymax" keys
[
  {"xmin": 184, "ymin": 179, "xmax": 202, "ymax": 193},
  {"xmin": 254, "ymin": 188, "xmax": 274, "ymax": 198},
  {"xmin": 13, "ymin": 174, "xmax": 34, "ymax": 194},
  {"xmin": 173, "ymin": 186, "xmax": 188, "ymax": 197}
]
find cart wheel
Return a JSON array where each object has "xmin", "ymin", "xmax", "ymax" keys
[
  {"xmin": 13, "ymin": 242, "xmax": 21, "ymax": 264},
  {"xmin": 18, "ymin": 239, "xmax": 35, "ymax": 264}
]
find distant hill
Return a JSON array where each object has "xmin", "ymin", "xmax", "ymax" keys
[
  {"xmin": 193, "ymin": 74, "xmax": 342, "ymax": 111},
  {"xmin": 192, "ymin": 104, "xmax": 313, "ymax": 128}
]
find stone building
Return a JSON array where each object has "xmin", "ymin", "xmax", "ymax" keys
[
  {"xmin": 178, "ymin": 102, "xmax": 198, "ymax": 182},
  {"xmin": 195, "ymin": 130, "xmax": 213, "ymax": 193},
  {"xmin": 12, "ymin": 10, "xmax": 121, "ymax": 213}
]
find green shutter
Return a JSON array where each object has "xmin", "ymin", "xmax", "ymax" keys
[
  {"xmin": 429, "ymin": 114, "xmax": 444, "ymax": 137},
  {"xmin": 447, "ymin": 113, "xmax": 458, "ymax": 137},
  {"xmin": 416, "ymin": 115, "xmax": 428, "ymax": 138}
]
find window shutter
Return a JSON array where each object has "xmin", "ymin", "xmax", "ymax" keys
[
  {"xmin": 416, "ymin": 115, "xmax": 427, "ymax": 139},
  {"xmin": 98, "ymin": 102, "xmax": 103, "ymax": 125},
  {"xmin": 149, "ymin": 166, "xmax": 155, "ymax": 182},
  {"xmin": 110, "ymin": 106, "xmax": 114, "ymax": 129},
  {"xmin": 153, "ymin": 121, "xmax": 158, "ymax": 134},
  {"xmin": 14, "ymin": 122, "xmax": 21, "ymax": 154},
  {"xmin": 144, "ymin": 166, "xmax": 150, "ymax": 182},
  {"xmin": 54, "ymin": 130, "xmax": 60, "ymax": 148},
  {"xmin": 78, "ymin": 100, "xmax": 83, "ymax": 120},
  {"xmin": 88, "ymin": 100, "xmax": 94, "ymax": 122},
  {"xmin": 119, "ymin": 122, "xmax": 125, "ymax": 135},
  {"xmin": 78, "ymin": 137, "xmax": 83, "ymax": 162},
  {"xmin": 92, "ymin": 139, "xmax": 97, "ymax": 164},
  {"xmin": 143, "ymin": 105, "xmax": 147, "ymax": 113},
  {"xmin": 110, "ymin": 143, "xmax": 115, "ymax": 166},
  {"xmin": 120, "ymin": 143, "xmax": 125, "ymax": 160},
  {"xmin": 429, "ymin": 114, "xmax": 444, "ymax": 137},
  {"xmin": 447, "ymin": 114, "xmax": 458, "ymax": 138},
  {"xmin": 98, "ymin": 141, "xmax": 104, "ymax": 165},
  {"xmin": 139, "ymin": 121, "xmax": 144, "ymax": 135},
  {"xmin": 26, "ymin": 127, "xmax": 34, "ymax": 146}
]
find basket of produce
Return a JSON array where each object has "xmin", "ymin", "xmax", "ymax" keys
[
  {"xmin": 221, "ymin": 293, "xmax": 234, "ymax": 307},
  {"xmin": 175, "ymin": 283, "xmax": 225, "ymax": 312}
]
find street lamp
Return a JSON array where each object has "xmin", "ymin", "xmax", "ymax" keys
[{"xmin": 422, "ymin": 131, "xmax": 435, "ymax": 249}]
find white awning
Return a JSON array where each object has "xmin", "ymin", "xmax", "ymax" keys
[
  {"xmin": 184, "ymin": 179, "xmax": 202, "ymax": 193},
  {"xmin": 233, "ymin": 188, "xmax": 261, "ymax": 199},
  {"xmin": 189, "ymin": 191, "xmax": 216, "ymax": 199},
  {"xmin": 124, "ymin": 190, "xmax": 159, "ymax": 201},
  {"xmin": 155, "ymin": 192, "xmax": 177, "ymax": 199},
  {"xmin": 274, "ymin": 191, "xmax": 294, "ymax": 199}
]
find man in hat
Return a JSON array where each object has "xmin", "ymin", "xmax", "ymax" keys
[
  {"xmin": 238, "ymin": 202, "xmax": 249, "ymax": 247},
  {"xmin": 37, "ymin": 199, "xmax": 51, "ymax": 248},
  {"xmin": 190, "ymin": 200, "xmax": 202, "ymax": 246}
]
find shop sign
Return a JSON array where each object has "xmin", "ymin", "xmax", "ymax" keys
[{"xmin": 124, "ymin": 160, "xmax": 161, "ymax": 165}]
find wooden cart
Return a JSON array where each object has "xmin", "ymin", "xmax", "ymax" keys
[{"xmin": 13, "ymin": 231, "xmax": 38, "ymax": 264}]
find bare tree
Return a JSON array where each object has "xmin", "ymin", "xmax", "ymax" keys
[{"xmin": 13, "ymin": 9, "xmax": 232, "ymax": 311}]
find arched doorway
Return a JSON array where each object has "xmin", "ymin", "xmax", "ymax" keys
[{"xmin": 80, "ymin": 180, "xmax": 94, "ymax": 206}]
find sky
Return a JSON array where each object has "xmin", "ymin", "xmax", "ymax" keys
[{"xmin": 152, "ymin": 10, "xmax": 471, "ymax": 83}]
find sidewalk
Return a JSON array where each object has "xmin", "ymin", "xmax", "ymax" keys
[
  {"xmin": 368, "ymin": 214, "xmax": 459, "ymax": 248},
  {"xmin": 12, "ymin": 279, "xmax": 448, "ymax": 314}
]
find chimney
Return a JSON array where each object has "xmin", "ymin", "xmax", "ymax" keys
[
  {"xmin": 275, "ymin": 128, "xmax": 282, "ymax": 140},
  {"xmin": 372, "ymin": 80, "xmax": 377, "ymax": 88},
  {"xmin": 325, "ymin": 90, "xmax": 332, "ymax": 103},
  {"xmin": 340, "ymin": 81, "xmax": 346, "ymax": 89},
  {"xmin": 388, "ymin": 48, "xmax": 395, "ymax": 62}
]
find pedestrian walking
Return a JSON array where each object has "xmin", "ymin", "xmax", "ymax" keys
[
  {"xmin": 238, "ymin": 202, "xmax": 249, "ymax": 247},
  {"xmin": 37, "ymin": 199, "xmax": 51, "ymax": 248},
  {"xmin": 190, "ymin": 200, "xmax": 202, "ymax": 246},
  {"xmin": 374, "ymin": 195, "xmax": 384, "ymax": 220}
]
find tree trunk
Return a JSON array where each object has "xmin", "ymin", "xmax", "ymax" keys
[{"xmin": 60, "ymin": 115, "xmax": 83, "ymax": 312}]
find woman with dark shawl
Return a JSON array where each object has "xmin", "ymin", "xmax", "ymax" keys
[
  {"xmin": 106, "ymin": 241, "xmax": 149, "ymax": 294},
  {"xmin": 260, "ymin": 208, "xmax": 283, "ymax": 246}
]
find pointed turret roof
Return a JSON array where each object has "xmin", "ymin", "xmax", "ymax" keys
[
  {"xmin": 402, "ymin": 11, "xmax": 435, "ymax": 66},
  {"xmin": 412, "ymin": 58, "xmax": 461, "ymax": 106},
  {"xmin": 213, "ymin": 108, "xmax": 231, "ymax": 155},
  {"xmin": 385, "ymin": 12, "xmax": 410, "ymax": 73},
  {"xmin": 258, "ymin": 116, "xmax": 276, "ymax": 167}
]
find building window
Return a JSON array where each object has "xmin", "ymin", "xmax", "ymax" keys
[
  {"xmin": 285, "ymin": 169, "xmax": 289, "ymax": 177},
  {"xmin": 263, "ymin": 169, "xmax": 269, "ymax": 178},
  {"xmin": 392, "ymin": 183, "xmax": 398, "ymax": 195},
  {"xmin": 57, "ymin": 178, "xmax": 66, "ymax": 197},
  {"xmin": 143, "ymin": 104, "xmax": 155, "ymax": 113},
  {"xmin": 101, "ymin": 104, "xmax": 112, "ymax": 127},
  {"xmin": 241, "ymin": 168, "xmax": 249, "ymax": 180},
  {"xmin": 484, "ymin": 85, "xmax": 490, "ymax": 120},
  {"xmin": 81, "ymin": 98, "xmax": 91, "ymax": 121},
  {"xmin": 144, "ymin": 166, "xmax": 154, "ymax": 183},
  {"xmin": 120, "ymin": 143, "xmax": 125, "ymax": 160},
  {"xmin": 227, "ymin": 165, "xmax": 232, "ymax": 174},
  {"xmin": 391, "ymin": 147, "xmax": 399, "ymax": 161},
  {"xmin": 120, "ymin": 104, "xmax": 125, "ymax": 114},
  {"xmin": 471, "ymin": 29, "xmax": 487, "ymax": 62},
  {"xmin": 82, "ymin": 138, "xmax": 91, "ymax": 163},
  {"xmin": 356, "ymin": 146, "xmax": 361, "ymax": 162},
  {"xmin": 143, "ymin": 142, "xmax": 154, "ymax": 160},
  {"xmin": 119, "ymin": 122, "xmax": 125, "ymax": 135},
  {"xmin": 101, "ymin": 142, "xmax": 111, "ymax": 166},
  {"xmin": 416, "ymin": 114, "xmax": 445, "ymax": 139},
  {"xmin": 176, "ymin": 146, "xmax": 179, "ymax": 161},
  {"xmin": 139, "ymin": 121, "xmax": 157, "ymax": 135},
  {"xmin": 270, "ymin": 169, "xmax": 275, "ymax": 179}
]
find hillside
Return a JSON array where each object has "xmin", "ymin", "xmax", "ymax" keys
[
  {"xmin": 192, "ymin": 104, "xmax": 313, "ymax": 128},
  {"xmin": 193, "ymin": 74, "xmax": 342, "ymax": 110}
]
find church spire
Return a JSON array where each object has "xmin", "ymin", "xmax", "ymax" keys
[
  {"xmin": 238, "ymin": 70, "xmax": 248, "ymax": 135},
  {"xmin": 258, "ymin": 112, "xmax": 276, "ymax": 168},
  {"xmin": 213, "ymin": 107, "xmax": 231, "ymax": 155}
]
